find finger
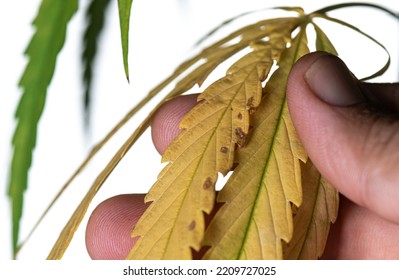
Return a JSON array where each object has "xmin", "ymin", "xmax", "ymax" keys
[
  {"xmin": 287, "ymin": 51, "xmax": 399, "ymax": 223},
  {"xmin": 85, "ymin": 194, "xmax": 148, "ymax": 259},
  {"xmin": 322, "ymin": 197, "xmax": 399, "ymax": 259},
  {"xmin": 151, "ymin": 94, "xmax": 199, "ymax": 154}
]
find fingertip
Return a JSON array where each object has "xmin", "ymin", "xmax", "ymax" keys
[
  {"xmin": 287, "ymin": 51, "xmax": 332, "ymax": 111},
  {"xmin": 151, "ymin": 94, "xmax": 199, "ymax": 155},
  {"xmin": 85, "ymin": 194, "xmax": 148, "ymax": 260}
]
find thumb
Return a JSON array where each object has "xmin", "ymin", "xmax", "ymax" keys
[{"xmin": 287, "ymin": 51, "xmax": 399, "ymax": 224}]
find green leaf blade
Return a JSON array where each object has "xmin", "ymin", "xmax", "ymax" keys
[
  {"xmin": 82, "ymin": 0, "xmax": 112, "ymax": 125},
  {"xmin": 9, "ymin": 0, "xmax": 78, "ymax": 256},
  {"xmin": 117, "ymin": 0, "xmax": 133, "ymax": 81}
]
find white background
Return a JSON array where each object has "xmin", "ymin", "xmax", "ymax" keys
[
  {"xmin": 1, "ymin": 260, "xmax": 399, "ymax": 279},
  {"xmin": 0, "ymin": 0, "xmax": 398, "ymax": 260}
]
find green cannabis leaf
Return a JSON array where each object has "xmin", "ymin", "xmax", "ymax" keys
[
  {"xmin": 82, "ymin": 0, "xmax": 112, "ymax": 125},
  {"xmin": 9, "ymin": 0, "xmax": 78, "ymax": 257},
  {"xmin": 117, "ymin": 0, "xmax": 134, "ymax": 81}
]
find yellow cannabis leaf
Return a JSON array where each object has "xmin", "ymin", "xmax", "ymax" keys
[
  {"xmin": 46, "ymin": 15, "xmax": 303, "ymax": 260},
  {"xmin": 168, "ymin": 17, "xmax": 302, "ymax": 98},
  {"xmin": 283, "ymin": 161, "xmax": 339, "ymax": 259},
  {"xmin": 202, "ymin": 26, "xmax": 309, "ymax": 260},
  {"xmin": 126, "ymin": 17, "xmax": 305, "ymax": 259},
  {"xmin": 127, "ymin": 45, "xmax": 275, "ymax": 260}
]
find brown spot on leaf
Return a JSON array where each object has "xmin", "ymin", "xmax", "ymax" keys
[
  {"xmin": 235, "ymin": 127, "xmax": 247, "ymax": 147},
  {"xmin": 235, "ymin": 127, "xmax": 245, "ymax": 139},
  {"xmin": 220, "ymin": 147, "xmax": 229, "ymax": 153},
  {"xmin": 188, "ymin": 220, "xmax": 196, "ymax": 231},
  {"xmin": 237, "ymin": 112, "xmax": 243, "ymax": 120},
  {"xmin": 247, "ymin": 97, "xmax": 257, "ymax": 114},
  {"xmin": 203, "ymin": 177, "xmax": 213, "ymax": 190},
  {"xmin": 247, "ymin": 97, "xmax": 254, "ymax": 108}
]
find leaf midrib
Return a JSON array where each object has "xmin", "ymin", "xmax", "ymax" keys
[{"xmin": 236, "ymin": 26, "xmax": 307, "ymax": 259}]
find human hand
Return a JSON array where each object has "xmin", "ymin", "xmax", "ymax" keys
[{"xmin": 85, "ymin": 52, "xmax": 399, "ymax": 259}]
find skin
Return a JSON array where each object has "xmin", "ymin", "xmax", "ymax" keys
[{"xmin": 85, "ymin": 52, "xmax": 399, "ymax": 259}]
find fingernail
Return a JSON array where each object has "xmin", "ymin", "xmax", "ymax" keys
[{"xmin": 304, "ymin": 54, "xmax": 363, "ymax": 106}]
